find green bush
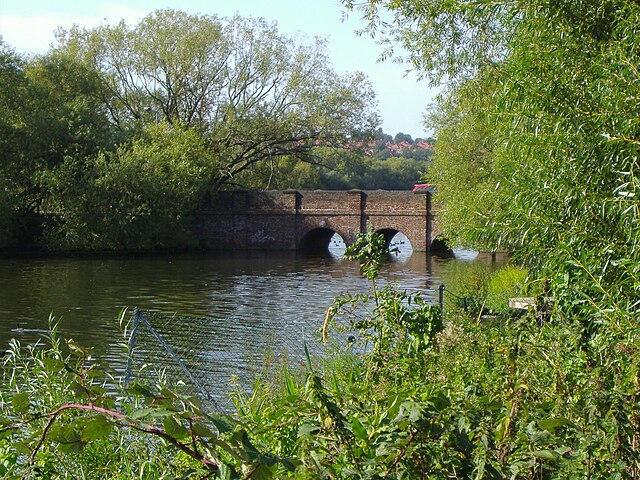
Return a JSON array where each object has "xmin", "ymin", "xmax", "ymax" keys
[
  {"xmin": 46, "ymin": 123, "xmax": 216, "ymax": 250},
  {"xmin": 441, "ymin": 260, "xmax": 492, "ymax": 315},
  {"xmin": 485, "ymin": 264, "xmax": 529, "ymax": 314},
  {"xmin": 236, "ymin": 296, "xmax": 640, "ymax": 479},
  {"xmin": 0, "ymin": 316, "xmax": 292, "ymax": 478},
  {"xmin": 233, "ymin": 231, "xmax": 640, "ymax": 477}
]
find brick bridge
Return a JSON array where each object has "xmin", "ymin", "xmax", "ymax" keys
[{"xmin": 195, "ymin": 190, "xmax": 445, "ymax": 252}]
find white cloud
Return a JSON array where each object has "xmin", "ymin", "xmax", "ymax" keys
[
  {"xmin": 0, "ymin": 3, "xmax": 146, "ymax": 54},
  {"xmin": 1, "ymin": 14, "xmax": 64, "ymax": 53}
]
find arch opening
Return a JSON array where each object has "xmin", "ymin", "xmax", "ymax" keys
[
  {"xmin": 429, "ymin": 237, "xmax": 451, "ymax": 252},
  {"xmin": 299, "ymin": 228, "xmax": 345, "ymax": 257},
  {"xmin": 376, "ymin": 228, "xmax": 413, "ymax": 258}
]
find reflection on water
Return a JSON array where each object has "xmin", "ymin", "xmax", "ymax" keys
[
  {"xmin": 328, "ymin": 232, "xmax": 346, "ymax": 257},
  {"xmin": 0, "ymin": 249, "xmax": 485, "ymax": 407},
  {"xmin": 328, "ymin": 231, "xmax": 414, "ymax": 259}
]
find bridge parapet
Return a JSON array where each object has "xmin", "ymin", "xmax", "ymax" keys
[
  {"xmin": 362, "ymin": 190, "xmax": 429, "ymax": 214},
  {"xmin": 296, "ymin": 190, "xmax": 363, "ymax": 214}
]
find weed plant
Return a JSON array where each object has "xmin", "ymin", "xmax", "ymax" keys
[
  {"xmin": 0, "ymin": 315, "xmax": 294, "ymax": 479},
  {"xmin": 233, "ymin": 232, "xmax": 640, "ymax": 478},
  {"xmin": 484, "ymin": 264, "xmax": 541, "ymax": 315},
  {"xmin": 441, "ymin": 260, "xmax": 493, "ymax": 316}
]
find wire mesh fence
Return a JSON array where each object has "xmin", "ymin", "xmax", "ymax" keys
[
  {"xmin": 122, "ymin": 308, "xmax": 345, "ymax": 413},
  {"xmin": 122, "ymin": 287, "xmax": 447, "ymax": 414}
]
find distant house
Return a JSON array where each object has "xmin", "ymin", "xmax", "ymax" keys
[
  {"xmin": 346, "ymin": 134, "xmax": 434, "ymax": 159},
  {"xmin": 415, "ymin": 140, "xmax": 433, "ymax": 149}
]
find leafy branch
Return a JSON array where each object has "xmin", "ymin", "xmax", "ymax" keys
[{"xmin": 28, "ymin": 402, "xmax": 220, "ymax": 474}]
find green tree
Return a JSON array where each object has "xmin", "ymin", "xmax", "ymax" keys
[
  {"xmin": 56, "ymin": 9, "xmax": 229, "ymax": 129},
  {"xmin": 342, "ymin": 0, "xmax": 514, "ymax": 86},
  {"xmin": 55, "ymin": 9, "xmax": 380, "ymax": 190},
  {"xmin": 0, "ymin": 42, "xmax": 115, "ymax": 248},
  {"xmin": 0, "ymin": 42, "xmax": 25, "ymax": 247},
  {"xmin": 341, "ymin": 0, "xmax": 640, "ymax": 323},
  {"xmin": 494, "ymin": 1, "xmax": 640, "ymax": 323},
  {"xmin": 425, "ymin": 71, "xmax": 503, "ymax": 249},
  {"xmin": 394, "ymin": 132, "xmax": 413, "ymax": 143},
  {"xmin": 380, "ymin": 156, "xmax": 424, "ymax": 189},
  {"xmin": 47, "ymin": 123, "xmax": 216, "ymax": 250}
]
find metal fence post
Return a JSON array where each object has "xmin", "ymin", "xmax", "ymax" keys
[
  {"xmin": 123, "ymin": 308, "xmax": 140, "ymax": 387},
  {"xmin": 439, "ymin": 284, "xmax": 445, "ymax": 314}
]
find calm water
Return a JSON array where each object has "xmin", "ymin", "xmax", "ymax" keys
[{"xmin": 0, "ymin": 246, "xmax": 483, "ymax": 408}]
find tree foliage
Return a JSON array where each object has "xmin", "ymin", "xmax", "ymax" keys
[
  {"xmin": 0, "ymin": 42, "xmax": 116, "ymax": 248},
  {"xmin": 46, "ymin": 123, "xmax": 216, "ymax": 250},
  {"xmin": 494, "ymin": 0, "xmax": 640, "ymax": 323},
  {"xmin": 424, "ymin": 69, "xmax": 504, "ymax": 249},
  {"xmin": 55, "ymin": 9, "xmax": 380, "ymax": 190},
  {"xmin": 0, "ymin": 9, "xmax": 386, "ymax": 250},
  {"xmin": 331, "ymin": 4, "xmax": 640, "ymax": 475},
  {"xmin": 342, "ymin": 0, "xmax": 515, "ymax": 85},
  {"xmin": 344, "ymin": 0, "xmax": 640, "ymax": 321}
]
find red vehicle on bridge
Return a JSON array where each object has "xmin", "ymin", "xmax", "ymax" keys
[{"xmin": 412, "ymin": 183, "xmax": 438, "ymax": 193}]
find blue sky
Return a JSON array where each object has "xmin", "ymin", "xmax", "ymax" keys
[{"xmin": 0, "ymin": 0, "xmax": 437, "ymax": 138}]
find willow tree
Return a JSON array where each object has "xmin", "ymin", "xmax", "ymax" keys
[
  {"xmin": 343, "ymin": 0, "xmax": 640, "ymax": 309},
  {"xmin": 339, "ymin": 3, "xmax": 640, "ymax": 476},
  {"xmin": 55, "ymin": 9, "xmax": 379, "ymax": 190},
  {"xmin": 424, "ymin": 70, "xmax": 504, "ymax": 250}
]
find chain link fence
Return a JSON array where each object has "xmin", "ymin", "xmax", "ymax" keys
[
  {"xmin": 122, "ymin": 287, "xmax": 447, "ymax": 414},
  {"xmin": 122, "ymin": 308, "xmax": 341, "ymax": 413}
]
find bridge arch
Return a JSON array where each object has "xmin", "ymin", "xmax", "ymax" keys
[
  {"xmin": 429, "ymin": 237, "xmax": 449, "ymax": 251},
  {"xmin": 299, "ymin": 227, "xmax": 347, "ymax": 254},
  {"xmin": 375, "ymin": 228, "xmax": 413, "ymax": 252}
]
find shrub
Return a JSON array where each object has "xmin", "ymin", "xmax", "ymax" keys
[
  {"xmin": 485, "ymin": 264, "xmax": 529, "ymax": 314},
  {"xmin": 0, "ymin": 316, "xmax": 292, "ymax": 478},
  {"xmin": 46, "ymin": 123, "xmax": 216, "ymax": 250},
  {"xmin": 441, "ymin": 260, "xmax": 493, "ymax": 315}
]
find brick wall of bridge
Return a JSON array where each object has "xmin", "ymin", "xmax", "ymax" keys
[{"xmin": 195, "ymin": 190, "xmax": 442, "ymax": 251}]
